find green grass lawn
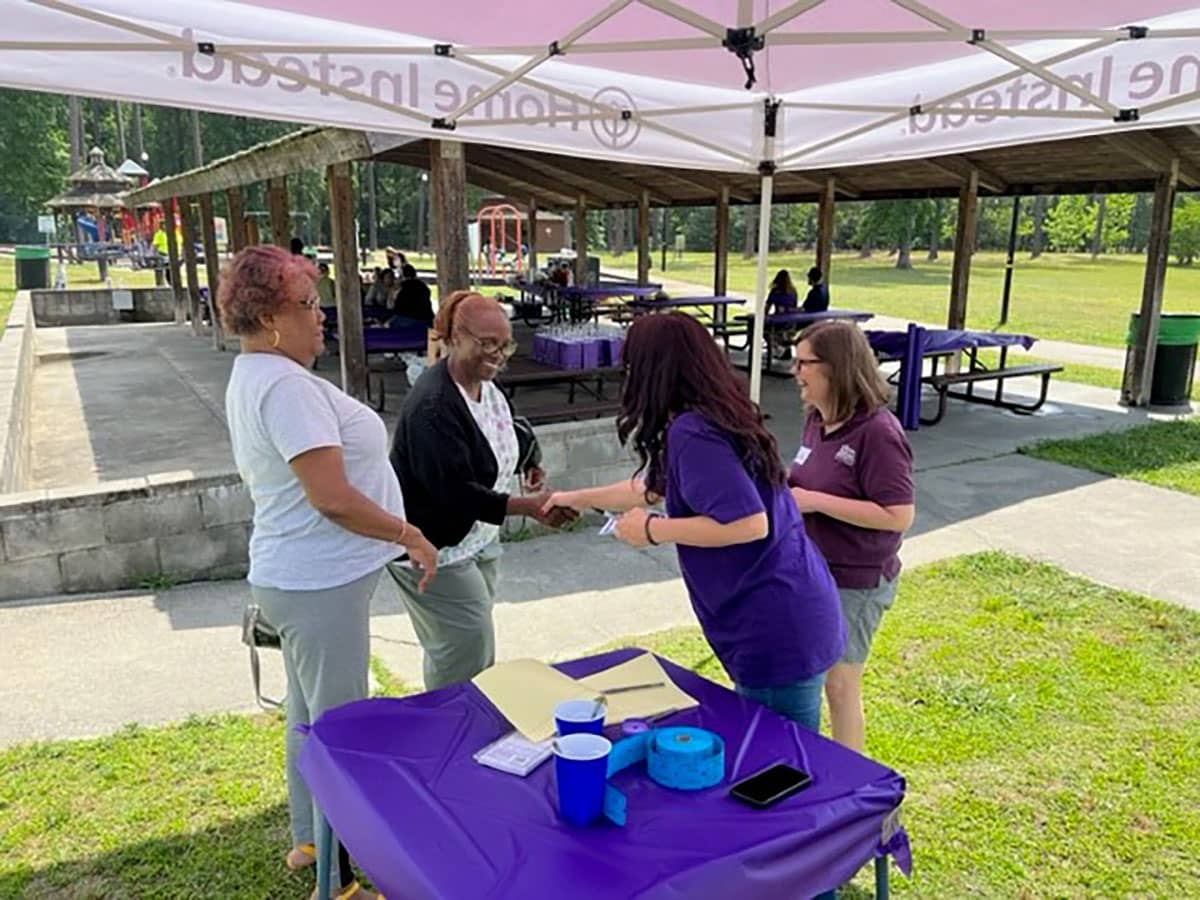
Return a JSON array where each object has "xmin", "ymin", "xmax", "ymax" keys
[
  {"xmin": 599, "ymin": 249, "xmax": 1200, "ymax": 349},
  {"xmin": 2, "ymin": 553, "xmax": 1196, "ymax": 898},
  {"xmin": 1023, "ymin": 418, "xmax": 1200, "ymax": 497}
]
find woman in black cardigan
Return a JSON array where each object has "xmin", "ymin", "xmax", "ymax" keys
[{"xmin": 387, "ymin": 291, "xmax": 575, "ymax": 689}]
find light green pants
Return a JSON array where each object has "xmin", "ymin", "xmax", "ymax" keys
[
  {"xmin": 386, "ymin": 542, "xmax": 502, "ymax": 691},
  {"xmin": 251, "ymin": 568, "xmax": 380, "ymax": 848}
]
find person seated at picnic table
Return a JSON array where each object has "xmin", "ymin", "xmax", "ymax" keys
[
  {"xmin": 765, "ymin": 269, "xmax": 798, "ymax": 315},
  {"xmin": 218, "ymin": 245, "xmax": 436, "ymax": 900},
  {"xmin": 363, "ymin": 267, "xmax": 396, "ymax": 308},
  {"xmin": 387, "ymin": 263, "xmax": 434, "ymax": 327},
  {"xmin": 544, "ymin": 313, "xmax": 845, "ymax": 732},
  {"xmin": 315, "ymin": 262, "xmax": 336, "ymax": 306},
  {"xmin": 802, "ymin": 265, "xmax": 830, "ymax": 313},
  {"xmin": 289, "ymin": 236, "xmax": 306, "ymax": 256},
  {"xmin": 387, "ymin": 291, "xmax": 578, "ymax": 689},
  {"xmin": 787, "ymin": 320, "xmax": 914, "ymax": 754}
]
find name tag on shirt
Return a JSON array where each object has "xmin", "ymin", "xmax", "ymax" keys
[{"xmin": 793, "ymin": 446, "xmax": 812, "ymax": 466}]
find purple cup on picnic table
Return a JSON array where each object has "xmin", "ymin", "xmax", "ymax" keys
[
  {"xmin": 561, "ymin": 341, "xmax": 584, "ymax": 370},
  {"xmin": 553, "ymin": 733, "xmax": 612, "ymax": 826},
  {"xmin": 604, "ymin": 337, "xmax": 624, "ymax": 367},
  {"xmin": 581, "ymin": 339, "xmax": 603, "ymax": 369}
]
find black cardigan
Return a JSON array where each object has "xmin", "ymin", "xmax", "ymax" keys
[{"xmin": 389, "ymin": 360, "xmax": 515, "ymax": 550}]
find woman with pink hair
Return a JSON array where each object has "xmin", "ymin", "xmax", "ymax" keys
[{"xmin": 220, "ymin": 245, "xmax": 435, "ymax": 899}]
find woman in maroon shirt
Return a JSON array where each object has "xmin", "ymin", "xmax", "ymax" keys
[{"xmin": 788, "ymin": 321, "xmax": 915, "ymax": 753}]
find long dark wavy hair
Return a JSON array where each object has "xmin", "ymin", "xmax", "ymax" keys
[{"xmin": 617, "ymin": 313, "xmax": 785, "ymax": 498}]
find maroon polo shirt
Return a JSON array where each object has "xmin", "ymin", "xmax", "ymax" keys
[{"xmin": 787, "ymin": 405, "xmax": 915, "ymax": 590}]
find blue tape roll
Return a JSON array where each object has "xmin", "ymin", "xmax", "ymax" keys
[{"xmin": 646, "ymin": 726, "xmax": 725, "ymax": 791}]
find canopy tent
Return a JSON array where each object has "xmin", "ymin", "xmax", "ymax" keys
[{"xmin": 7, "ymin": 0, "xmax": 1199, "ymax": 400}]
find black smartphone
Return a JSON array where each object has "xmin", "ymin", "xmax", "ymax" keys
[{"xmin": 729, "ymin": 763, "xmax": 813, "ymax": 808}]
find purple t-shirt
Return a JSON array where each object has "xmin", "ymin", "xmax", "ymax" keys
[
  {"xmin": 664, "ymin": 412, "xmax": 845, "ymax": 688},
  {"xmin": 788, "ymin": 406, "xmax": 915, "ymax": 590}
]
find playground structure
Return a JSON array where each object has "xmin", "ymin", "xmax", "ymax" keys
[{"xmin": 475, "ymin": 203, "xmax": 525, "ymax": 278}]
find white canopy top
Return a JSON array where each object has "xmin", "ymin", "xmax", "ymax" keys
[{"xmin": 4, "ymin": 1, "xmax": 1200, "ymax": 173}]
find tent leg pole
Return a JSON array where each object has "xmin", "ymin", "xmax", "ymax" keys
[{"xmin": 749, "ymin": 172, "xmax": 774, "ymax": 404}]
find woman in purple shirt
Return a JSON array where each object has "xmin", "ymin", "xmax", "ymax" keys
[
  {"xmin": 547, "ymin": 314, "xmax": 845, "ymax": 731},
  {"xmin": 788, "ymin": 321, "xmax": 915, "ymax": 753}
]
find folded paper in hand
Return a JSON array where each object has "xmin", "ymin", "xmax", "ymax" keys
[{"xmin": 471, "ymin": 653, "xmax": 697, "ymax": 742}]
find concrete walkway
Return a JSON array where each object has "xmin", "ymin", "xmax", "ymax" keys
[{"xmin": 3, "ymin": 449, "xmax": 1198, "ymax": 749}]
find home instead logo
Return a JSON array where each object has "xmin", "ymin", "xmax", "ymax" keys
[
  {"xmin": 906, "ymin": 50, "xmax": 1200, "ymax": 134},
  {"xmin": 171, "ymin": 29, "xmax": 642, "ymax": 150}
]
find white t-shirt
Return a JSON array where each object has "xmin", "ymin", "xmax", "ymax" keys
[
  {"xmin": 225, "ymin": 352, "xmax": 406, "ymax": 590},
  {"xmin": 438, "ymin": 380, "xmax": 518, "ymax": 567}
]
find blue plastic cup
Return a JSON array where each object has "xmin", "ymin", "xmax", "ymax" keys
[
  {"xmin": 554, "ymin": 699, "xmax": 606, "ymax": 736},
  {"xmin": 553, "ymin": 733, "xmax": 612, "ymax": 826}
]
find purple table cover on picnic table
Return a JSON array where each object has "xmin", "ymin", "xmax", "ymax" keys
[
  {"xmin": 866, "ymin": 325, "xmax": 1037, "ymax": 430},
  {"xmin": 532, "ymin": 334, "xmax": 623, "ymax": 368},
  {"xmin": 630, "ymin": 295, "xmax": 746, "ymax": 311},
  {"xmin": 297, "ymin": 648, "xmax": 910, "ymax": 900}
]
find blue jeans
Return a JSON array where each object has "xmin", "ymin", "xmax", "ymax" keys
[{"xmin": 735, "ymin": 671, "xmax": 827, "ymax": 732}]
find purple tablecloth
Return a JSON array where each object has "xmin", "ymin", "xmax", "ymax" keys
[
  {"xmin": 630, "ymin": 295, "xmax": 745, "ymax": 310},
  {"xmin": 298, "ymin": 648, "xmax": 910, "ymax": 900},
  {"xmin": 866, "ymin": 326, "xmax": 1037, "ymax": 430}
]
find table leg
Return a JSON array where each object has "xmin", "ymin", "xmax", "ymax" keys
[
  {"xmin": 315, "ymin": 811, "xmax": 333, "ymax": 900},
  {"xmin": 875, "ymin": 855, "xmax": 889, "ymax": 900}
]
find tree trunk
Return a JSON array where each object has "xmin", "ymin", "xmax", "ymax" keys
[
  {"xmin": 927, "ymin": 205, "xmax": 940, "ymax": 260},
  {"xmin": 115, "ymin": 102, "xmax": 127, "ymax": 160},
  {"xmin": 1030, "ymin": 195, "xmax": 1047, "ymax": 259},
  {"xmin": 190, "ymin": 110, "xmax": 204, "ymax": 168},
  {"xmin": 858, "ymin": 243, "xmax": 872, "ymax": 258},
  {"xmin": 131, "ymin": 103, "xmax": 144, "ymax": 161},
  {"xmin": 365, "ymin": 161, "xmax": 378, "ymax": 250},
  {"xmin": 1091, "ymin": 194, "xmax": 1107, "ymax": 258},
  {"xmin": 742, "ymin": 206, "xmax": 758, "ymax": 259},
  {"xmin": 68, "ymin": 96, "xmax": 82, "ymax": 171},
  {"xmin": 606, "ymin": 209, "xmax": 627, "ymax": 255}
]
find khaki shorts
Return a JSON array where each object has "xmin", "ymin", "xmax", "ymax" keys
[{"xmin": 838, "ymin": 574, "xmax": 898, "ymax": 664}]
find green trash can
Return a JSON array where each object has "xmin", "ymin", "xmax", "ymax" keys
[
  {"xmin": 14, "ymin": 245, "xmax": 51, "ymax": 290},
  {"xmin": 1126, "ymin": 312, "xmax": 1200, "ymax": 406}
]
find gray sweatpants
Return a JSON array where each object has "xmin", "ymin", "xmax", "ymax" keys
[
  {"xmin": 385, "ymin": 541, "xmax": 502, "ymax": 691},
  {"xmin": 251, "ymin": 568, "xmax": 380, "ymax": 849}
]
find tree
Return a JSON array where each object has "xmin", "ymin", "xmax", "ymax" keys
[
  {"xmin": 856, "ymin": 199, "xmax": 934, "ymax": 269},
  {"xmin": 1170, "ymin": 197, "xmax": 1200, "ymax": 265},
  {"xmin": 1028, "ymin": 195, "xmax": 1048, "ymax": 258},
  {"xmin": 0, "ymin": 89, "xmax": 68, "ymax": 242},
  {"xmin": 1044, "ymin": 196, "xmax": 1094, "ymax": 252},
  {"xmin": 1100, "ymin": 194, "xmax": 1135, "ymax": 252}
]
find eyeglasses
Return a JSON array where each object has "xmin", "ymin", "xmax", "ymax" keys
[
  {"xmin": 792, "ymin": 357, "xmax": 824, "ymax": 369},
  {"xmin": 461, "ymin": 328, "xmax": 518, "ymax": 358},
  {"xmin": 297, "ymin": 296, "xmax": 321, "ymax": 311}
]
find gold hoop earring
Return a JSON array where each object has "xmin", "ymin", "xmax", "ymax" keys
[{"xmin": 270, "ymin": 329, "xmax": 281, "ymax": 349}]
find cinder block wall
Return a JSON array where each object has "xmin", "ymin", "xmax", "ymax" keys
[
  {"xmin": 0, "ymin": 292, "xmax": 36, "ymax": 493},
  {"xmin": 0, "ymin": 473, "xmax": 253, "ymax": 602},
  {"xmin": 30, "ymin": 288, "xmax": 175, "ymax": 326}
]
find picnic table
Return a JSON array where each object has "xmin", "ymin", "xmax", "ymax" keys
[
  {"xmin": 734, "ymin": 309, "xmax": 875, "ymax": 371},
  {"xmin": 519, "ymin": 281, "xmax": 663, "ymax": 324},
  {"xmin": 300, "ymin": 647, "xmax": 910, "ymax": 900},
  {"xmin": 867, "ymin": 325, "xmax": 1060, "ymax": 429}
]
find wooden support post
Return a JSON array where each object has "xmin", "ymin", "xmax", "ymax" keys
[
  {"xmin": 327, "ymin": 162, "xmax": 368, "ymax": 401},
  {"xmin": 574, "ymin": 195, "xmax": 588, "ymax": 287},
  {"xmin": 947, "ymin": 169, "xmax": 979, "ymax": 331},
  {"xmin": 246, "ymin": 216, "xmax": 261, "ymax": 246},
  {"xmin": 225, "ymin": 186, "xmax": 248, "ymax": 253},
  {"xmin": 637, "ymin": 190, "xmax": 651, "ymax": 286},
  {"xmin": 816, "ymin": 176, "xmax": 836, "ymax": 284},
  {"xmin": 526, "ymin": 198, "xmax": 538, "ymax": 274},
  {"xmin": 1123, "ymin": 160, "xmax": 1179, "ymax": 407},
  {"xmin": 714, "ymin": 185, "xmax": 730, "ymax": 296},
  {"xmin": 429, "ymin": 140, "xmax": 470, "ymax": 298},
  {"xmin": 198, "ymin": 192, "xmax": 224, "ymax": 351},
  {"xmin": 178, "ymin": 198, "xmax": 203, "ymax": 337},
  {"xmin": 268, "ymin": 177, "xmax": 289, "ymax": 247},
  {"xmin": 164, "ymin": 197, "xmax": 185, "ymax": 325}
]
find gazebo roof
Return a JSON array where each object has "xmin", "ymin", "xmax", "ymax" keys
[{"xmin": 47, "ymin": 147, "xmax": 134, "ymax": 211}]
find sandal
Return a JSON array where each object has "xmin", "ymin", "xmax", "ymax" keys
[
  {"xmin": 286, "ymin": 843, "xmax": 316, "ymax": 870},
  {"xmin": 309, "ymin": 880, "xmax": 379, "ymax": 900}
]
